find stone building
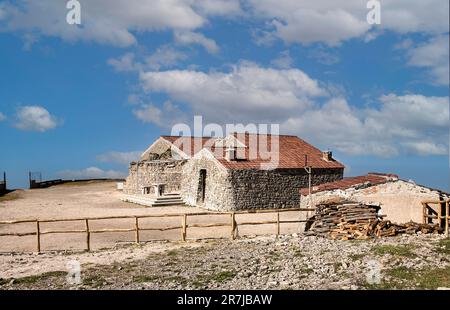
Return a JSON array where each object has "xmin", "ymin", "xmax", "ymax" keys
[
  {"xmin": 123, "ymin": 133, "xmax": 345, "ymax": 210},
  {"xmin": 299, "ymin": 173, "xmax": 450, "ymax": 224}
]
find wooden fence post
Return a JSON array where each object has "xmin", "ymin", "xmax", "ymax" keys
[
  {"xmin": 181, "ymin": 214, "xmax": 187, "ymax": 242},
  {"xmin": 446, "ymin": 201, "xmax": 449, "ymax": 238},
  {"xmin": 85, "ymin": 219, "xmax": 90, "ymax": 251},
  {"xmin": 135, "ymin": 217, "xmax": 140, "ymax": 244},
  {"xmin": 421, "ymin": 202, "xmax": 427, "ymax": 224},
  {"xmin": 36, "ymin": 220, "xmax": 41, "ymax": 253},
  {"xmin": 230, "ymin": 212, "xmax": 236, "ymax": 240},
  {"xmin": 276, "ymin": 212, "xmax": 280, "ymax": 237}
]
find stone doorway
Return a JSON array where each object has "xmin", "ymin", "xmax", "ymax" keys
[{"xmin": 198, "ymin": 169, "xmax": 207, "ymax": 204}]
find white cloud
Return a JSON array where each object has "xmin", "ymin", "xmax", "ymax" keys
[
  {"xmin": 133, "ymin": 104, "xmax": 164, "ymax": 126},
  {"xmin": 401, "ymin": 141, "xmax": 448, "ymax": 156},
  {"xmin": 139, "ymin": 62, "xmax": 448, "ymax": 157},
  {"xmin": 108, "ymin": 46, "xmax": 188, "ymax": 73},
  {"xmin": 107, "ymin": 53, "xmax": 139, "ymax": 72},
  {"xmin": 14, "ymin": 106, "xmax": 59, "ymax": 132},
  {"xmin": 133, "ymin": 101, "xmax": 187, "ymax": 128},
  {"xmin": 282, "ymin": 94, "xmax": 449, "ymax": 157},
  {"xmin": 406, "ymin": 35, "xmax": 449, "ymax": 85},
  {"xmin": 0, "ymin": 112, "xmax": 6, "ymax": 121},
  {"xmin": 174, "ymin": 31, "xmax": 219, "ymax": 54},
  {"xmin": 1, "ymin": 0, "xmax": 447, "ymax": 48},
  {"xmin": 0, "ymin": 0, "xmax": 203, "ymax": 47},
  {"xmin": 96, "ymin": 151, "xmax": 142, "ymax": 165},
  {"xmin": 271, "ymin": 50, "xmax": 293, "ymax": 69},
  {"xmin": 0, "ymin": 0, "xmax": 242, "ymax": 47},
  {"xmin": 248, "ymin": 0, "xmax": 449, "ymax": 46},
  {"xmin": 394, "ymin": 38, "xmax": 413, "ymax": 50},
  {"xmin": 140, "ymin": 62, "xmax": 326, "ymax": 123},
  {"xmin": 127, "ymin": 94, "xmax": 143, "ymax": 105},
  {"xmin": 193, "ymin": 0, "xmax": 242, "ymax": 16},
  {"xmin": 308, "ymin": 48, "xmax": 340, "ymax": 65},
  {"xmin": 57, "ymin": 167, "xmax": 125, "ymax": 180},
  {"xmin": 145, "ymin": 45, "xmax": 188, "ymax": 70}
]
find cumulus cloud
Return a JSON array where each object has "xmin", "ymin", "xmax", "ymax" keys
[
  {"xmin": 406, "ymin": 35, "xmax": 449, "ymax": 85},
  {"xmin": 0, "ymin": 112, "xmax": 6, "ymax": 121},
  {"xmin": 14, "ymin": 106, "xmax": 59, "ymax": 132},
  {"xmin": 282, "ymin": 94, "xmax": 449, "ymax": 157},
  {"xmin": 1, "ymin": 1, "xmax": 447, "ymax": 49},
  {"xmin": 145, "ymin": 45, "xmax": 188, "ymax": 70},
  {"xmin": 401, "ymin": 141, "xmax": 448, "ymax": 156},
  {"xmin": 308, "ymin": 48, "xmax": 340, "ymax": 65},
  {"xmin": 271, "ymin": 50, "xmax": 293, "ymax": 69},
  {"xmin": 0, "ymin": 0, "xmax": 241, "ymax": 47},
  {"xmin": 248, "ymin": 0, "xmax": 449, "ymax": 46},
  {"xmin": 138, "ymin": 62, "xmax": 448, "ymax": 157},
  {"xmin": 57, "ymin": 167, "xmax": 125, "ymax": 180},
  {"xmin": 133, "ymin": 101, "xmax": 187, "ymax": 128},
  {"xmin": 108, "ymin": 46, "xmax": 188, "ymax": 73},
  {"xmin": 174, "ymin": 31, "xmax": 219, "ymax": 54},
  {"xmin": 140, "ymin": 62, "xmax": 326, "ymax": 123},
  {"xmin": 107, "ymin": 53, "xmax": 139, "ymax": 72},
  {"xmin": 193, "ymin": 0, "xmax": 242, "ymax": 16},
  {"xmin": 96, "ymin": 151, "xmax": 142, "ymax": 165}
]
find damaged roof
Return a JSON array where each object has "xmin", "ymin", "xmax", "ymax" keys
[
  {"xmin": 299, "ymin": 173, "xmax": 398, "ymax": 195},
  {"xmin": 160, "ymin": 133, "xmax": 345, "ymax": 170}
]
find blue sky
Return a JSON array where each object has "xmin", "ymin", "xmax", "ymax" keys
[{"xmin": 0, "ymin": 0, "xmax": 448, "ymax": 190}]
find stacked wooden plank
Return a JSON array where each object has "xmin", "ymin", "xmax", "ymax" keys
[{"xmin": 306, "ymin": 201, "xmax": 442, "ymax": 240}]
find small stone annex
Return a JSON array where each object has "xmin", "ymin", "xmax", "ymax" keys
[
  {"xmin": 299, "ymin": 173, "xmax": 450, "ymax": 224},
  {"xmin": 123, "ymin": 133, "xmax": 345, "ymax": 211}
]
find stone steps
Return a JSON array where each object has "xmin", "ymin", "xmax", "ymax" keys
[{"xmin": 122, "ymin": 194, "xmax": 185, "ymax": 207}]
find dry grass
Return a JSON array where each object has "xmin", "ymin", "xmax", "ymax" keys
[{"xmin": 0, "ymin": 190, "xmax": 24, "ymax": 203}]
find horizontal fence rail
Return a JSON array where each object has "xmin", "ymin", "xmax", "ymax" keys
[{"xmin": 0, "ymin": 208, "xmax": 314, "ymax": 253}]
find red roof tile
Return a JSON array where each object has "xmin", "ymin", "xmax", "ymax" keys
[
  {"xmin": 161, "ymin": 134, "xmax": 345, "ymax": 170},
  {"xmin": 299, "ymin": 173, "xmax": 398, "ymax": 195}
]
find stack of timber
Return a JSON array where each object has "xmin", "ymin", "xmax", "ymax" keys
[{"xmin": 306, "ymin": 201, "xmax": 442, "ymax": 240}]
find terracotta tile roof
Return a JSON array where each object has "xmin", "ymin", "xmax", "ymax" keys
[
  {"xmin": 161, "ymin": 134, "xmax": 345, "ymax": 170},
  {"xmin": 299, "ymin": 173, "xmax": 398, "ymax": 195},
  {"xmin": 161, "ymin": 136, "xmax": 212, "ymax": 157}
]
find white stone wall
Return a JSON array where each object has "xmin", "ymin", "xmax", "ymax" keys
[
  {"xmin": 180, "ymin": 155, "xmax": 233, "ymax": 211},
  {"xmin": 124, "ymin": 160, "xmax": 187, "ymax": 195}
]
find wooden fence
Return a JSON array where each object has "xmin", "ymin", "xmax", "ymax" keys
[
  {"xmin": 422, "ymin": 199, "xmax": 449, "ymax": 237},
  {"xmin": 0, "ymin": 208, "xmax": 314, "ymax": 253}
]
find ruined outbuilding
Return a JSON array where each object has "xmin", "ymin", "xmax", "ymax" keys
[{"xmin": 300, "ymin": 173, "xmax": 450, "ymax": 224}]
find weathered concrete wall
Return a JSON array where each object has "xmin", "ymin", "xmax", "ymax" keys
[
  {"xmin": 124, "ymin": 160, "xmax": 187, "ymax": 195},
  {"xmin": 180, "ymin": 154, "xmax": 234, "ymax": 211},
  {"xmin": 300, "ymin": 180, "xmax": 449, "ymax": 224},
  {"xmin": 229, "ymin": 168, "xmax": 344, "ymax": 210}
]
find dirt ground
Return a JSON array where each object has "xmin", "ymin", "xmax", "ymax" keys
[
  {"xmin": 0, "ymin": 181, "xmax": 305, "ymax": 252},
  {"xmin": 1, "ymin": 234, "xmax": 448, "ymax": 290}
]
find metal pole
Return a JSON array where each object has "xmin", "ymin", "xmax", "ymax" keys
[{"xmin": 308, "ymin": 167, "xmax": 312, "ymax": 208}]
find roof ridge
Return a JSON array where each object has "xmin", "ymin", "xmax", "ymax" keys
[{"xmin": 162, "ymin": 133, "xmax": 300, "ymax": 138}]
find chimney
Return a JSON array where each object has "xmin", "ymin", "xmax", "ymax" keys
[
  {"xmin": 225, "ymin": 148, "xmax": 236, "ymax": 161},
  {"xmin": 322, "ymin": 151, "xmax": 332, "ymax": 161}
]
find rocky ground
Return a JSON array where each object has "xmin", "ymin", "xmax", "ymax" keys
[{"xmin": 0, "ymin": 234, "xmax": 449, "ymax": 290}]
